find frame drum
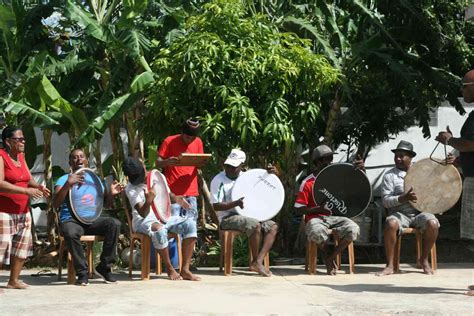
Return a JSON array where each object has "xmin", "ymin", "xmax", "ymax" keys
[
  {"xmin": 69, "ymin": 168, "xmax": 104, "ymax": 224},
  {"xmin": 404, "ymin": 158, "xmax": 462, "ymax": 214},
  {"xmin": 312, "ymin": 163, "xmax": 372, "ymax": 218},
  {"xmin": 231, "ymin": 169, "xmax": 285, "ymax": 221},
  {"xmin": 147, "ymin": 169, "xmax": 171, "ymax": 223}
]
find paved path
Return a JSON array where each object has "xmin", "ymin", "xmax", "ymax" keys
[{"xmin": 1, "ymin": 263, "xmax": 473, "ymax": 315}]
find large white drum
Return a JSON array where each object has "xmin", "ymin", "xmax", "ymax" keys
[
  {"xmin": 231, "ymin": 169, "xmax": 285, "ymax": 221},
  {"xmin": 147, "ymin": 169, "xmax": 171, "ymax": 223}
]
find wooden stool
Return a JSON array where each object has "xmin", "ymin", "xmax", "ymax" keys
[
  {"xmin": 219, "ymin": 230, "xmax": 270, "ymax": 276},
  {"xmin": 58, "ymin": 235, "xmax": 104, "ymax": 284},
  {"xmin": 305, "ymin": 230, "xmax": 355, "ymax": 274},
  {"xmin": 393, "ymin": 227, "xmax": 437, "ymax": 272},
  {"xmin": 129, "ymin": 231, "xmax": 182, "ymax": 280}
]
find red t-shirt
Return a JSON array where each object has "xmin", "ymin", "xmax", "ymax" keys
[
  {"xmin": 294, "ymin": 174, "xmax": 327, "ymax": 222},
  {"xmin": 157, "ymin": 134, "xmax": 204, "ymax": 196},
  {"xmin": 0, "ymin": 149, "xmax": 31, "ymax": 214}
]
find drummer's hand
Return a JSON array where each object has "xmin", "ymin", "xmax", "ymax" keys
[
  {"xmin": 175, "ymin": 195, "xmax": 191, "ymax": 210},
  {"xmin": 266, "ymin": 164, "xmax": 280, "ymax": 176},
  {"xmin": 234, "ymin": 197, "xmax": 244, "ymax": 209},
  {"xmin": 399, "ymin": 187, "xmax": 417, "ymax": 203},
  {"xmin": 144, "ymin": 188, "xmax": 156, "ymax": 205},
  {"xmin": 67, "ymin": 172, "xmax": 84, "ymax": 186},
  {"xmin": 151, "ymin": 222, "xmax": 164, "ymax": 232},
  {"xmin": 110, "ymin": 181, "xmax": 124, "ymax": 195},
  {"xmin": 25, "ymin": 187, "xmax": 44, "ymax": 199},
  {"xmin": 353, "ymin": 154, "xmax": 365, "ymax": 171},
  {"xmin": 319, "ymin": 203, "xmax": 332, "ymax": 216},
  {"xmin": 446, "ymin": 153, "xmax": 456, "ymax": 165},
  {"xmin": 38, "ymin": 185, "xmax": 51, "ymax": 197}
]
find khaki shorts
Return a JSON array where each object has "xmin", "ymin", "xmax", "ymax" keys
[
  {"xmin": 305, "ymin": 216, "xmax": 360, "ymax": 245},
  {"xmin": 386, "ymin": 212, "xmax": 439, "ymax": 235},
  {"xmin": 220, "ymin": 214, "xmax": 277, "ymax": 237}
]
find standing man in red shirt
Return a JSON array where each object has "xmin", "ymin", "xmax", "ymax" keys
[{"xmin": 156, "ymin": 118, "xmax": 204, "ymax": 223}]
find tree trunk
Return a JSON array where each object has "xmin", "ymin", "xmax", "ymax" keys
[
  {"xmin": 275, "ymin": 145, "xmax": 300, "ymax": 257},
  {"xmin": 324, "ymin": 90, "xmax": 342, "ymax": 147},
  {"xmin": 43, "ymin": 129, "xmax": 56, "ymax": 244}
]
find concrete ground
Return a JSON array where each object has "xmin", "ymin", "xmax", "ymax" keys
[{"xmin": 1, "ymin": 263, "xmax": 473, "ymax": 315}]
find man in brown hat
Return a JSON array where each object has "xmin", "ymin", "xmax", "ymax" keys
[
  {"xmin": 376, "ymin": 141, "xmax": 439, "ymax": 276},
  {"xmin": 436, "ymin": 69, "xmax": 474, "ymax": 295}
]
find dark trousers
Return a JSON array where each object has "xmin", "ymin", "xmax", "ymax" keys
[{"xmin": 60, "ymin": 217, "xmax": 121, "ymax": 277}]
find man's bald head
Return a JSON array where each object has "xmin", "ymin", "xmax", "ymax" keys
[{"xmin": 463, "ymin": 70, "xmax": 474, "ymax": 103}]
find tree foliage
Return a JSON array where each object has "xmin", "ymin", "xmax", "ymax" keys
[{"xmin": 144, "ymin": 0, "xmax": 339, "ymax": 163}]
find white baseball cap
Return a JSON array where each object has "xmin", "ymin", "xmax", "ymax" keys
[{"xmin": 224, "ymin": 149, "xmax": 246, "ymax": 167}]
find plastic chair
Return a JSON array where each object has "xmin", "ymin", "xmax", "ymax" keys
[
  {"xmin": 219, "ymin": 230, "xmax": 270, "ymax": 276},
  {"xmin": 305, "ymin": 229, "xmax": 355, "ymax": 274},
  {"xmin": 393, "ymin": 227, "xmax": 437, "ymax": 272}
]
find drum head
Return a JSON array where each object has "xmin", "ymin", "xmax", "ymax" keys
[
  {"xmin": 147, "ymin": 169, "xmax": 171, "ymax": 223},
  {"xmin": 69, "ymin": 168, "xmax": 104, "ymax": 224},
  {"xmin": 312, "ymin": 163, "xmax": 372, "ymax": 218},
  {"xmin": 231, "ymin": 169, "xmax": 285, "ymax": 221},
  {"xmin": 404, "ymin": 158, "xmax": 462, "ymax": 214}
]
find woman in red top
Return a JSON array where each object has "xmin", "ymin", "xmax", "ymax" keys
[{"xmin": 0, "ymin": 126, "xmax": 50, "ymax": 289}]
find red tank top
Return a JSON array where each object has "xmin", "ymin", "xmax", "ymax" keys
[{"xmin": 0, "ymin": 149, "xmax": 31, "ymax": 214}]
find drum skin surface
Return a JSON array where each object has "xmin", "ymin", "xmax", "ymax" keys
[
  {"xmin": 312, "ymin": 163, "xmax": 372, "ymax": 218},
  {"xmin": 231, "ymin": 169, "xmax": 285, "ymax": 221},
  {"xmin": 404, "ymin": 158, "xmax": 462, "ymax": 214},
  {"xmin": 147, "ymin": 170, "xmax": 171, "ymax": 223},
  {"xmin": 69, "ymin": 168, "xmax": 104, "ymax": 225}
]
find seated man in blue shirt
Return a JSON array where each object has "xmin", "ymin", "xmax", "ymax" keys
[{"xmin": 52, "ymin": 148, "xmax": 123, "ymax": 286}]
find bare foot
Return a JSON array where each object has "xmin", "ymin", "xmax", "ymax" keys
[
  {"xmin": 421, "ymin": 259, "xmax": 434, "ymax": 275},
  {"xmin": 166, "ymin": 268, "xmax": 183, "ymax": 281},
  {"xmin": 6, "ymin": 281, "xmax": 29, "ymax": 289},
  {"xmin": 465, "ymin": 290, "xmax": 474, "ymax": 296},
  {"xmin": 180, "ymin": 269, "xmax": 201, "ymax": 281},
  {"xmin": 375, "ymin": 266, "xmax": 394, "ymax": 276},
  {"xmin": 250, "ymin": 261, "xmax": 271, "ymax": 277}
]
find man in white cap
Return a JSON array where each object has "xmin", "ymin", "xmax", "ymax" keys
[
  {"xmin": 209, "ymin": 149, "xmax": 278, "ymax": 277},
  {"xmin": 294, "ymin": 144, "xmax": 362, "ymax": 275},
  {"xmin": 376, "ymin": 140, "xmax": 439, "ymax": 276}
]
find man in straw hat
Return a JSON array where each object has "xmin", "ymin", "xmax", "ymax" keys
[
  {"xmin": 436, "ymin": 69, "xmax": 474, "ymax": 295},
  {"xmin": 294, "ymin": 144, "xmax": 363, "ymax": 275},
  {"xmin": 376, "ymin": 141, "xmax": 439, "ymax": 276},
  {"xmin": 209, "ymin": 149, "xmax": 279, "ymax": 277}
]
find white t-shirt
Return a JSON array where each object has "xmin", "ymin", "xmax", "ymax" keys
[
  {"xmin": 210, "ymin": 171, "xmax": 241, "ymax": 222},
  {"xmin": 125, "ymin": 181, "xmax": 169, "ymax": 233}
]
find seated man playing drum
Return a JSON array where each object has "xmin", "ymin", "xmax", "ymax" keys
[
  {"xmin": 52, "ymin": 148, "xmax": 123, "ymax": 286},
  {"xmin": 376, "ymin": 141, "xmax": 439, "ymax": 276},
  {"xmin": 210, "ymin": 149, "xmax": 278, "ymax": 277},
  {"xmin": 123, "ymin": 157, "xmax": 200, "ymax": 281},
  {"xmin": 294, "ymin": 145, "xmax": 362, "ymax": 275}
]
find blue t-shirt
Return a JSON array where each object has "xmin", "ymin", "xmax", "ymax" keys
[{"xmin": 55, "ymin": 173, "xmax": 105, "ymax": 223}]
